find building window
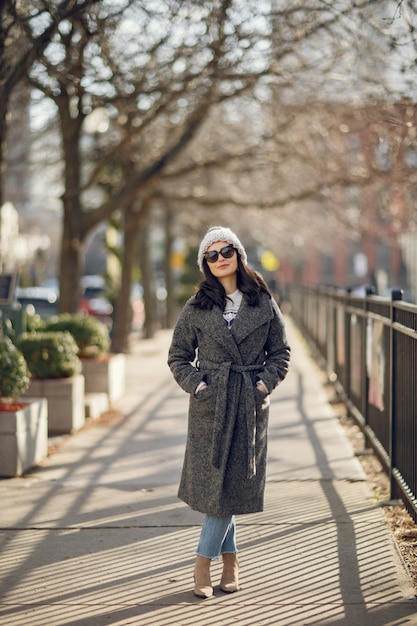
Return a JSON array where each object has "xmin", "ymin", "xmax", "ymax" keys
[
  {"xmin": 404, "ymin": 147, "xmax": 417, "ymax": 169},
  {"xmin": 373, "ymin": 137, "xmax": 391, "ymax": 171}
]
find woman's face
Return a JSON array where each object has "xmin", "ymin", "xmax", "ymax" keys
[{"xmin": 205, "ymin": 240, "xmax": 238, "ymax": 280}]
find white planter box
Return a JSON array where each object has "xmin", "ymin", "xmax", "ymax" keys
[
  {"xmin": 82, "ymin": 353, "xmax": 125, "ymax": 404},
  {"xmin": 25, "ymin": 374, "xmax": 85, "ymax": 435},
  {"xmin": 85, "ymin": 392, "xmax": 109, "ymax": 419},
  {"xmin": 0, "ymin": 398, "xmax": 48, "ymax": 477}
]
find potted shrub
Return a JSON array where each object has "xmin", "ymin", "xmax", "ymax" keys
[
  {"xmin": 44, "ymin": 314, "xmax": 110, "ymax": 358},
  {"xmin": 18, "ymin": 331, "xmax": 85, "ymax": 435},
  {"xmin": 0, "ymin": 336, "xmax": 48, "ymax": 477},
  {"xmin": 45, "ymin": 314, "xmax": 125, "ymax": 405}
]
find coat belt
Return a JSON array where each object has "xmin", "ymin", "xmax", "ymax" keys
[{"xmin": 199, "ymin": 359, "xmax": 263, "ymax": 479}]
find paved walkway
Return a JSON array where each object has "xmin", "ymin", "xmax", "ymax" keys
[{"xmin": 0, "ymin": 318, "xmax": 416, "ymax": 626}]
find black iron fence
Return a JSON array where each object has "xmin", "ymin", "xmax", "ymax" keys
[{"xmin": 289, "ymin": 285, "xmax": 417, "ymax": 523}]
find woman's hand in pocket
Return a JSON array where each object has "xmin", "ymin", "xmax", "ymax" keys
[
  {"xmin": 256, "ymin": 381, "xmax": 268, "ymax": 395},
  {"xmin": 195, "ymin": 382, "xmax": 208, "ymax": 395}
]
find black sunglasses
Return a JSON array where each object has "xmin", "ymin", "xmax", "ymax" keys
[{"xmin": 203, "ymin": 245, "xmax": 236, "ymax": 264}]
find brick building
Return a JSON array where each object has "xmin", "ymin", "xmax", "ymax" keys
[{"xmin": 276, "ymin": 101, "xmax": 417, "ymax": 303}]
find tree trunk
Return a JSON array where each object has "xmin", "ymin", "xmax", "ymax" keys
[
  {"xmin": 112, "ymin": 209, "xmax": 140, "ymax": 353},
  {"xmin": 111, "ymin": 196, "xmax": 153, "ymax": 352},
  {"xmin": 0, "ymin": 102, "xmax": 6, "ymax": 269},
  {"xmin": 56, "ymin": 94, "xmax": 84, "ymax": 313},
  {"xmin": 139, "ymin": 217, "xmax": 157, "ymax": 339},
  {"xmin": 0, "ymin": 0, "xmax": 9, "ymax": 266},
  {"xmin": 58, "ymin": 208, "xmax": 84, "ymax": 313},
  {"xmin": 163, "ymin": 204, "xmax": 176, "ymax": 328}
]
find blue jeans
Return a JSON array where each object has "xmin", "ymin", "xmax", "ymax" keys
[{"xmin": 196, "ymin": 515, "xmax": 237, "ymax": 559}]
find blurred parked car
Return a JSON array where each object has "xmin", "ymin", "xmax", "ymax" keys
[
  {"xmin": 16, "ymin": 287, "xmax": 59, "ymax": 319},
  {"xmin": 80, "ymin": 275, "xmax": 113, "ymax": 328},
  {"xmin": 40, "ymin": 278, "xmax": 60, "ymax": 292}
]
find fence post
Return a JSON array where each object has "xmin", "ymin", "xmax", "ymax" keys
[
  {"xmin": 389, "ymin": 288, "xmax": 403, "ymax": 500},
  {"xmin": 363, "ymin": 287, "xmax": 375, "ymax": 448},
  {"xmin": 344, "ymin": 288, "xmax": 352, "ymax": 400}
]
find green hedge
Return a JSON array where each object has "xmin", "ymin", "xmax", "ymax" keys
[
  {"xmin": 25, "ymin": 313, "xmax": 48, "ymax": 333},
  {"xmin": 44, "ymin": 314, "xmax": 110, "ymax": 358},
  {"xmin": 0, "ymin": 337, "xmax": 30, "ymax": 400},
  {"xmin": 18, "ymin": 331, "xmax": 82, "ymax": 379}
]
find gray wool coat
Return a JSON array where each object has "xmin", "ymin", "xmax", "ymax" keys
[{"xmin": 168, "ymin": 292, "xmax": 290, "ymax": 517}]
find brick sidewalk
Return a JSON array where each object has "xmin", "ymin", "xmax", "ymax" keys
[{"xmin": 0, "ymin": 319, "xmax": 416, "ymax": 626}]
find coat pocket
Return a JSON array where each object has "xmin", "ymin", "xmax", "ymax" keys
[
  {"xmin": 195, "ymin": 384, "xmax": 217, "ymax": 401},
  {"xmin": 255, "ymin": 386, "xmax": 270, "ymax": 410}
]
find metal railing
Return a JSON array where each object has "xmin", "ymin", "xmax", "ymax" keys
[{"xmin": 289, "ymin": 285, "xmax": 417, "ymax": 523}]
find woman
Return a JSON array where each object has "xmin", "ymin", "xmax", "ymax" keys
[{"xmin": 168, "ymin": 226, "xmax": 290, "ymax": 598}]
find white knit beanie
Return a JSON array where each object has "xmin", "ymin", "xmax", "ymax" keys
[{"xmin": 197, "ymin": 226, "xmax": 247, "ymax": 272}]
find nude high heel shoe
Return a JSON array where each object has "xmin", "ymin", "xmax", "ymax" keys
[
  {"xmin": 193, "ymin": 555, "xmax": 213, "ymax": 598},
  {"xmin": 220, "ymin": 552, "xmax": 240, "ymax": 593}
]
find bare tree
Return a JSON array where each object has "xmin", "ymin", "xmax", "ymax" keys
[
  {"xmin": 6, "ymin": 0, "xmax": 415, "ymax": 340},
  {"xmin": 0, "ymin": 0, "xmax": 100, "ymax": 267},
  {"xmin": 150, "ymin": 1, "xmax": 417, "ymax": 293},
  {"xmin": 27, "ymin": 1, "xmax": 273, "ymax": 314}
]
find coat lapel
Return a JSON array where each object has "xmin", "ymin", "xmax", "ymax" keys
[
  {"xmin": 193, "ymin": 294, "xmax": 273, "ymax": 357},
  {"xmin": 194, "ymin": 305, "xmax": 243, "ymax": 362},
  {"xmin": 230, "ymin": 295, "xmax": 274, "ymax": 345}
]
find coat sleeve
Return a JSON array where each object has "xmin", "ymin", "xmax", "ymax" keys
[
  {"xmin": 167, "ymin": 301, "xmax": 205, "ymax": 395},
  {"xmin": 258, "ymin": 298, "xmax": 291, "ymax": 394}
]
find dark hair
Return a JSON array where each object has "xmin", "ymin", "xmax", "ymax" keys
[{"xmin": 192, "ymin": 252, "xmax": 271, "ymax": 310}]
